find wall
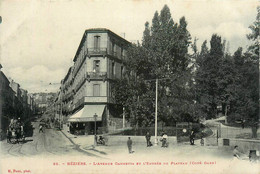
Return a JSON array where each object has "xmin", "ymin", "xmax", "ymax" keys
[
  {"xmin": 85, "ymin": 81, "xmax": 107, "ymax": 97},
  {"xmin": 87, "ymin": 33, "xmax": 108, "ymax": 49},
  {"xmin": 106, "ymin": 135, "xmax": 177, "ymax": 146},
  {"xmin": 86, "ymin": 56, "xmax": 106, "ymax": 72},
  {"xmin": 218, "ymin": 138, "xmax": 260, "ymax": 154}
]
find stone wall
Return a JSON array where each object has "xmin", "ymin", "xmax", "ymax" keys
[{"xmin": 218, "ymin": 138, "xmax": 260, "ymax": 154}]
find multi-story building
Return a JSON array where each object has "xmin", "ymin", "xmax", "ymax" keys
[
  {"xmin": 0, "ymin": 64, "xmax": 35, "ymax": 135},
  {"xmin": 61, "ymin": 28, "xmax": 130, "ymax": 134},
  {"xmin": 32, "ymin": 92, "xmax": 56, "ymax": 114},
  {"xmin": 0, "ymin": 65, "xmax": 16, "ymax": 131}
]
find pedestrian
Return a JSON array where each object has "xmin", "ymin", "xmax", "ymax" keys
[
  {"xmin": 200, "ymin": 137, "xmax": 204, "ymax": 146},
  {"xmin": 6, "ymin": 128, "xmax": 11, "ymax": 143},
  {"xmin": 161, "ymin": 132, "xmax": 168, "ymax": 147},
  {"xmin": 233, "ymin": 145, "xmax": 248, "ymax": 160},
  {"xmin": 190, "ymin": 131, "xmax": 195, "ymax": 145},
  {"xmin": 145, "ymin": 132, "xmax": 151, "ymax": 147},
  {"xmin": 127, "ymin": 137, "xmax": 133, "ymax": 153},
  {"xmin": 241, "ymin": 120, "xmax": 245, "ymax": 129},
  {"xmin": 39, "ymin": 124, "xmax": 44, "ymax": 133}
]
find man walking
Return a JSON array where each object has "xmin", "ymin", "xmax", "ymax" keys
[
  {"xmin": 39, "ymin": 124, "xmax": 44, "ymax": 133},
  {"xmin": 145, "ymin": 132, "xmax": 151, "ymax": 147},
  {"xmin": 127, "ymin": 137, "xmax": 133, "ymax": 153}
]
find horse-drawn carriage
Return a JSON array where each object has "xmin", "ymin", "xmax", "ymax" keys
[{"xmin": 7, "ymin": 119, "xmax": 25, "ymax": 144}]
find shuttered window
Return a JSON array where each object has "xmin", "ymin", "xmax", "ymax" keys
[{"xmin": 93, "ymin": 84, "xmax": 100, "ymax": 96}]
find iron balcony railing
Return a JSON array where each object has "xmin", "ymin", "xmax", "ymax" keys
[
  {"xmin": 86, "ymin": 48, "xmax": 126, "ymax": 60},
  {"xmin": 87, "ymin": 48, "xmax": 107, "ymax": 55},
  {"xmin": 74, "ymin": 97, "xmax": 84, "ymax": 109},
  {"xmin": 86, "ymin": 72, "xmax": 107, "ymax": 80}
]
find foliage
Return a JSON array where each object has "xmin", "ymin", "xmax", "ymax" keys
[
  {"xmin": 247, "ymin": 6, "xmax": 260, "ymax": 56},
  {"xmin": 113, "ymin": 5, "xmax": 193, "ymax": 127},
  {"xmin": 194, "ymin": 34, "xmax": 226, "ymax": 119},
  {"xmin": 194, "ymin": 6, "xmax": 259, "ymax": 136}
]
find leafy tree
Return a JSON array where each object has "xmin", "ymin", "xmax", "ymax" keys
[
  {"xmin": 195, "ymin": 34, "xmax": 225, "ymax": 119},
  {"xmin": 114, "ymin": 5, "xmax": 193, "ymax": 127},
  {"xmin": 229, "ymin": 6, "xmax": 259, "ymax": 137},
  {"xmin": 247, "ymin": 6, "xmax": 260, "ymax": 56}
]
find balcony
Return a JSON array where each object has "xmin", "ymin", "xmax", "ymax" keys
[
  {"xmin": 86, "ymin": 72, "xmax": 107, "ymax": 81},
  {"xmin": 87, "ymin": 48, "xmax": 107, "ymax": 55},
  {"xmin": 84, "ymin": 96, "xmax": 107, "ymax": 103},
  {"xmin": 74, "ymin": 97, "xmax": 84, "ymax": 109}
]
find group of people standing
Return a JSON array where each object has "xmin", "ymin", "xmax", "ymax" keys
[
  {"xmin": 127, "ymin": 130, "xmax": 197, "ymax": 153},
  {"xmin": 145, "ymin": 131, "xmax": 169, "ymax": 148}
]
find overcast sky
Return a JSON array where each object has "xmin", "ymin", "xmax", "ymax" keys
[{"xmin": 0, "ymin": 0, "xmax": 258, "ymax": 93}]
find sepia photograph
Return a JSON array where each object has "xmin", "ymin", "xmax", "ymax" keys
[{"xmin": 0, "ymin": 0, "xmax": 259, "ymax": 173}]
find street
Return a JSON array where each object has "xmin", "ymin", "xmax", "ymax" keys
[
  {"xmin": 0, "ymin": 116, "xmax": 254, "ymax": 159},
  {"xmin": 1, "ymin": 118, "xmax": 259, "ymax": 174},
  {"xmin": 0, "ymin": 119, "xmax": 84, "ymax": 158}
]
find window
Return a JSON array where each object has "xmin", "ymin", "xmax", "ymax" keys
[
  {"xmin": 112, "ymin": 42, "xmax": 116, "ymax": 56},
  {"xmin": 121, "ymin": 47, "xmax": 124, "ymax": 59},
  {"xmin": 112, "ymin": 62, "xmax": 115, "ymax": 78},
  {"xmin": 93, "ymin": 84, "xmax": 100, "ymax": 96},
  {"xmin": 94, "ymin": 36, "xmax": 100, "ymax": 50},
  {"xmin": 121, "ymin": 66, "xmax": 124, "ymax": 78},
  {"xmin": 93, "ymin": 60, "xmax": 100, "ymax": 73}
]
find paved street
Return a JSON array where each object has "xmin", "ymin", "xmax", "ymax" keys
[
  {"xmin": 0, "ymin": 119, "xmax": 86, "ymax": 158},
  {"xmin": 1, "ymin": 116, "xmax": 259, "ymax": 174},
  {"xmin": 1, "ymin": 118, "xmax": 259, "ymax": 174},
  {"xmin": 204, "ymin": 116, "xmax": 260, "ymax": 139},
  {"xmin": 0, "ymin": 117, "xmax": 255, "ymax": 160}
]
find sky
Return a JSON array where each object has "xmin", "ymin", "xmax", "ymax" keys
[{"xmin": 0, "ymin": 0, "xmax": 258, "ymax": 93}]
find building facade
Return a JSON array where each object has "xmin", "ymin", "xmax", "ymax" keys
[
  {"xmin": 60, "ymin": 28, "xmax": 130, "ymax": 134},
  {"xmin": 0, "ymin": 64, "xmax": 35, "ymax": 135}
]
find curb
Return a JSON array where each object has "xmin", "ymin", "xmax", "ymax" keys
[
  {"xmin": 60, "ymin": 129, "xmax": 77, "ymax": 146},
  {"xmin": 59, "ymin": 129, "xmax": 104, "ymax": 157}
]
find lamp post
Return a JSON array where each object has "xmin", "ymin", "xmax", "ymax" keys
[
  {"xmin": 93, "ymin": 113, "xmax": 97, "ymax": 146},
  {"xmin": 154, "ymin": 78, "xmax": 158, "ymax": 146}
]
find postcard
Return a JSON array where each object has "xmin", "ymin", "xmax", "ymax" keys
[{"xmin": 0, "ymin": 0, "xmax": 259, "ymax": 173}]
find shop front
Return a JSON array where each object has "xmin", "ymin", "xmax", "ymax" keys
[{"xmin": 68, "ymin": 105, "xmax": 105, "ymax": 135}]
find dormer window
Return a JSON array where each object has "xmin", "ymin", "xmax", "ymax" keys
[{"xmin": 94, "ymin": 36, "xmax": 100, "ymax": 51}]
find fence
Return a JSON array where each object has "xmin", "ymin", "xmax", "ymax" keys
[{"xmin": 109, "ymin": 123, "xmax": 211, "ymax": 143}]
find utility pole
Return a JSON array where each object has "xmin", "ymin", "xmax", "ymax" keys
[{"xmin": 154, "ymin": 78, "xmax": 158, "ymax": 146}]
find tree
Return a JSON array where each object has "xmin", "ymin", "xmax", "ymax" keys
[
  {"xmin": 247, "ymin": 6, "xmax": 260, "ymax": 56},
  {"xmin": 114, "ymin": 5, "xmax": 193, "ymax": 127},
  {"xmin": 195, "ymin": 34, "xmax": 225, "ymax": 119}
]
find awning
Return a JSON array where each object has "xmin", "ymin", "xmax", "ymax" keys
[{"xmin": 68, "ymin": 105, "xmax": 105, "ymax": 122}]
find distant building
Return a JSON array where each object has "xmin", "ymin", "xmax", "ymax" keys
[
  {"xmin": 32, "ymin": 92, "xmax": 56, "ymax": 114},
  {"xmin": 60, "ymin": 28, "xmax": 130, "ymax": 134}
]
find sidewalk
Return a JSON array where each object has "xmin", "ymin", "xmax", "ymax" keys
[
  {"xmin": 59, "ymin": 124, "xmax": 235, "ymax": 161},
  {"xmin": 60, "ymin": 124, "xmax": 110, "ymax": 158}
]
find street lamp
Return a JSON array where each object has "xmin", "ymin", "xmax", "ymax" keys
[
  {"xmin": 93, "ymin": 113, "xmax": 97, "ymax": 146},
  {"xmin": 154, "ymin": 78, "xmax": 158, "ymax": 146}
]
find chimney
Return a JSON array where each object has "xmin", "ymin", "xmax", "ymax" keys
[{"xmin": 120, "ymin": 33, "xmax": 126, "ymax": 39}]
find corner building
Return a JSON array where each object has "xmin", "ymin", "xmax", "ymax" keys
[{"xmin": 62, "ymin": 28, "xmax": 130, "ymax": 134}]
